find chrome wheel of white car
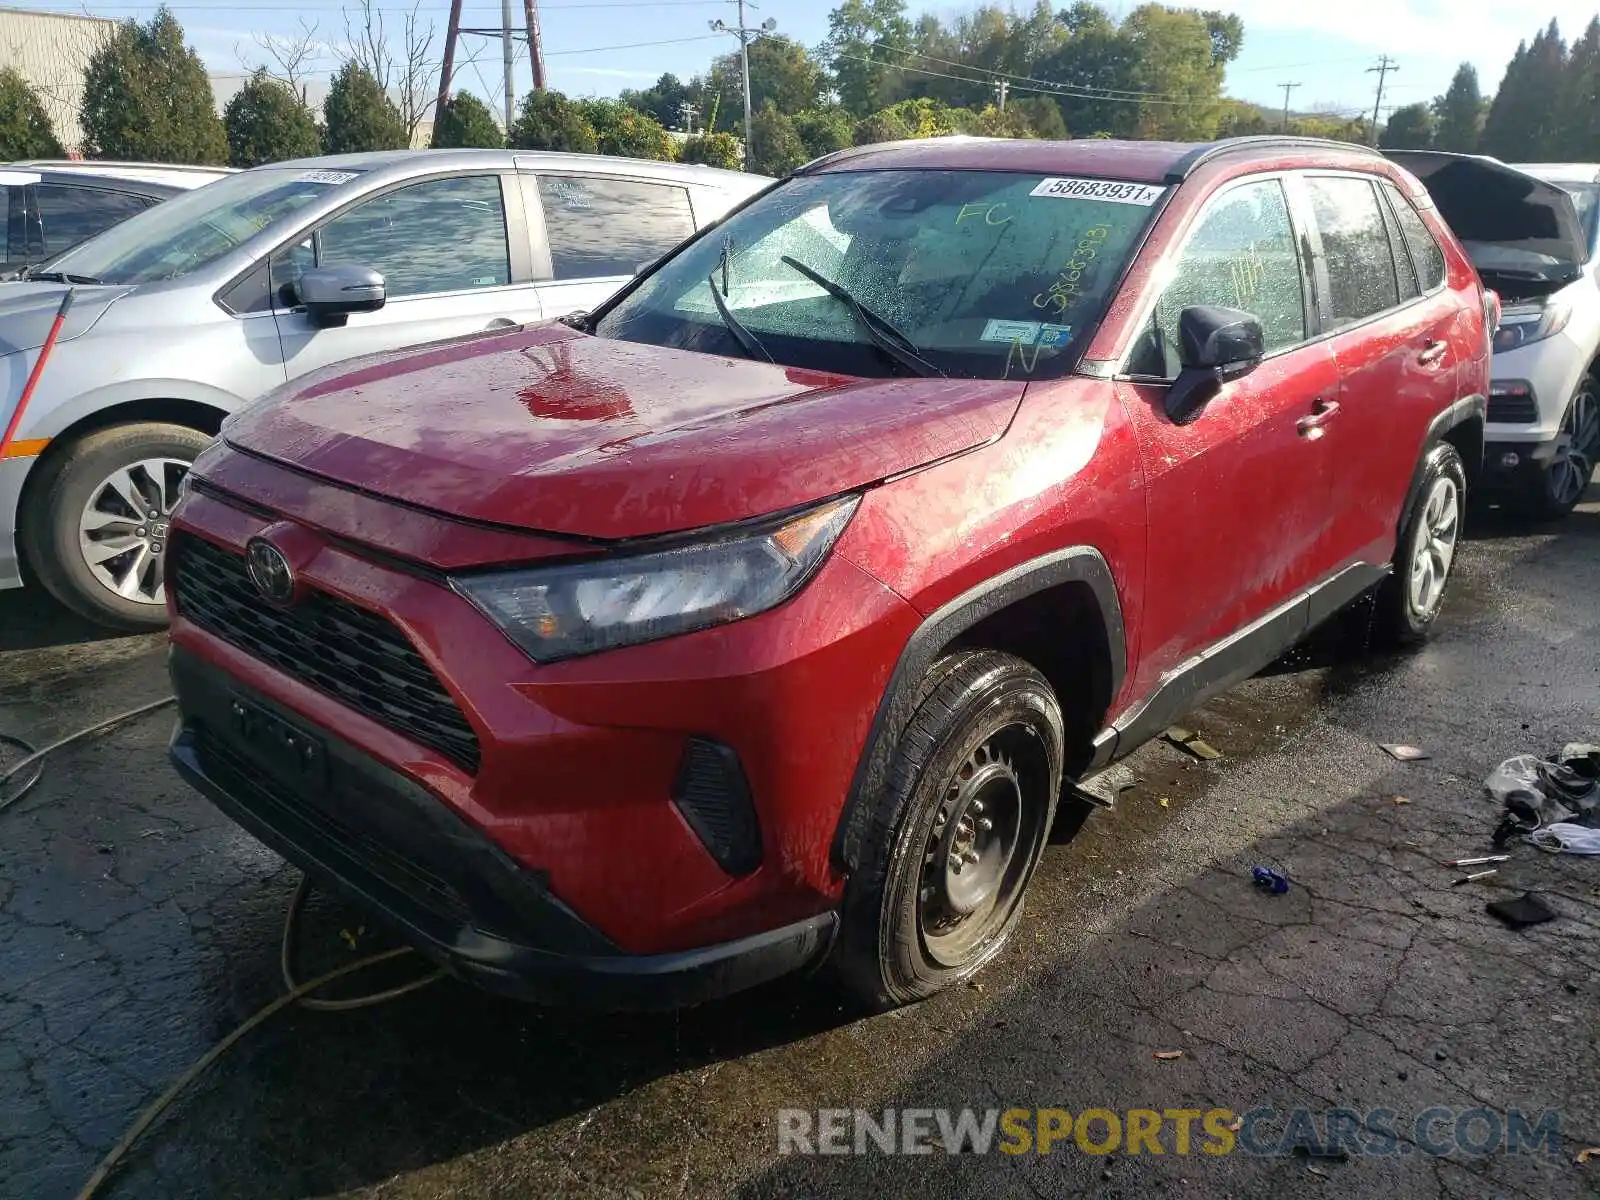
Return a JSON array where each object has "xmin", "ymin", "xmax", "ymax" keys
[
  {"xmin": 1408, "ymin": 475, "xmax": 1460, "ymax": 619},
  {"xmin": 77, "ymin": 457, "xmax": 188, "ymax": 604},
  {"xmin": 1547, "ymin": 382, "xmax": 1599, "ymax": 510}
]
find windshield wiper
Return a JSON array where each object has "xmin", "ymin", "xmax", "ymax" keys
[
  {"xmin": 24, "ymin": 270, "xmax": 103, "ymax": 284},
  {"xmin": 779, "ymin": 255, "xmax": 943, "ymax": 378},
  {"xmin": 705, "ymin": 270, "xmax": 774, "ymax": 363}
]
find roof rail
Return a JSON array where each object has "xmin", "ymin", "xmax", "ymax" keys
[{"xmin": 1165, "ymin": 135, "xmax": 1382, "ymax": 183}]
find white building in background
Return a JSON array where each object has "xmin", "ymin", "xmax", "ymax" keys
[{"xmin": 0, "ymin": 6, "xmax": 115, "ymax": 154}]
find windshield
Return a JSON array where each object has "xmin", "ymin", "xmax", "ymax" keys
[
  {"xmin": 594, "ymin": 169, "xmax": 1156, "ymax": 380},
  {"xmin": 1561, "ymin": 183, "xmax": 1600, "ymax": 258},
  {"xmin": 47, "ymin": 166, "xmax": 361, "ymax": 285}
]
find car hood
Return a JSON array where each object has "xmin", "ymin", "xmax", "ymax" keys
[
  {"xmin": 223, "ymin": 323, "xmax": 1025, "ymax": 540},
  {"xmin": 0, "ymin": 283, "xmax": 131, "ymax": 356},
  {"xmin": 1386, "ymin": 151, "xmax": 1588, "ymax": 296}
]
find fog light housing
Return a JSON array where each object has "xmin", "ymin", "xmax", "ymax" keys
[{"xmin": 1500, "ymin": 451, "xmax": 1521, "ymax": 469}]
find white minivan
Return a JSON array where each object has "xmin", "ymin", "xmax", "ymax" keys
[{"xmin": 0, "ymin": 149, "xmax": 768, "ymax": 627}]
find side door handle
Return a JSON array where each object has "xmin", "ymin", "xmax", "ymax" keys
[
  {"xmin": 1297, "ymin": 398, "xmax": 1340, "ymax": 439},
  {"xmin": 1418, "ymin": 340, "xmax": 1448, "ymax": 367}
]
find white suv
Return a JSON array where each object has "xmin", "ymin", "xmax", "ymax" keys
[{"xmin": 1390, "ymin": 153, "xmax": 1599, "ymax": 518}]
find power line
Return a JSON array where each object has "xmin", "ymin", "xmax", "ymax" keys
[
  {"xmin": 867, "ymin": 39, "xmax": 1191, "ymax": 102},
  {"xmin": 1277, "ymin": 80, "xmax": 1300, "ymax": 132},
  {"xmin": 833, "ymin": 49, "xmax": 1194, "ymax": 107}
]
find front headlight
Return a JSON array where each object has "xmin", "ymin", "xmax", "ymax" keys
[
  {"xmin": 1494, "ymin": 298, "xmax": 1572, "ymax": 352},
  {"xmin": 453, "ymin": 496, "xmax": 860, "ymax": 662}
]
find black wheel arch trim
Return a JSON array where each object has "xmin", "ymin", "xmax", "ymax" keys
[
  {"xmin": 1400, "ymin": 394, "xmax": 1483, "ymax": 538},
  {"xmin": 831, "ymin": 546, "xmax": 1125, "ymax": 874}
]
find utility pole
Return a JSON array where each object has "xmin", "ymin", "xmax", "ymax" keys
[
  {"xmin": 1277, "ymin": 81, "xmax": 1300, "ymax": 132},
  {"xmin": 679, "ymin": 100, "xmax": 699, "ymax": 135},
  {"xmin": 1367, "ymin": 56, "xmax": 1398, "ymax": 146},
  {"xmin": 500, "ymin": 0, "xmax": 516, "ymax": 131},
  {"xmin": 710, "ymin": 0, "xmax": 775, "ymax": 167},
  {"xmin": 993, "ymin": 77, "xmax": 1009, "ymax": 111},
  {"xmin": 437, "ymin": 0, "xmax": 543, "ymax": 138}
]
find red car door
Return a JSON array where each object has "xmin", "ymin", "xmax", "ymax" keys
[
  {"xmin": 1297, "ymin": 173, "xmax": 1468, "ymax": 570},
  {"xmin": 1115, "ymin": 175, "xmax": 1341, "ymax": 711}
]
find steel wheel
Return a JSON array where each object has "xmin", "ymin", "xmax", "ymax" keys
[
  {"xmin": 1408, "ymin": 474, "xmax": 1460, "ymax": 619},
  {"xmin": 917, "ymin": 729, "xmax": 1050, "ymax": 968},
  {"xmin": 76, "ymin": 457, "xmax": 188, "ymax": 605},
  {"xmin": 1548, "ymin": 383, "xmax": 1600, "ymax": 509}
]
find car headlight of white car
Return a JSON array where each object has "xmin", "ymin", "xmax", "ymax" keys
[{"xmin": 1493, "ymin": 297, "xmax": 1572, "ymax": 353}]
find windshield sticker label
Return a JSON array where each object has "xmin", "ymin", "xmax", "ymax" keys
[
  {"xmin": 1030, "ymin": 177, "xmax": 1164, "ymax": 206},
  {"xmin": 296, "ymin": 170, "xmax": 358, "ymax": 185},
  {"xmin": 982, "ymin": 318, "xmax": 1043, "ymax": 344},
  {"xmin": 1037, "ymin": 323, "xmax": 1073, "ymax": 347}
]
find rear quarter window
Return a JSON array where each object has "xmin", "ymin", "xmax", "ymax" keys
[
  {"xmin": 536, "ymin": 175, "xmax": 696, "ymax": 280},
  {"xmin": 1385, "ymin": 182, "xmax": 1447, "ymax": 292}
]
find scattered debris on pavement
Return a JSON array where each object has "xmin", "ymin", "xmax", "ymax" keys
[
  {"xmin": 1251, "ymin": 866, "xmax": 1290, "ymax": 895},
  {"xmin": 1485, "ymin": 891, "xmax": 1558, "ymax": 930},
  {"xmin": 1152, "ymin": 1050, "xmax": 1185, "ymax": 1060},
  {"xmin": 1164, "ymin": 726, "xmax": 1221, "ymax": 760},
  {"xmin": 1380, "ymin": 743, "xmax": 1431, "ymax": 761}
]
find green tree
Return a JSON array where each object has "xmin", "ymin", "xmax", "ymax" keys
[
  {"xmin": 969, "ymin": 103, "xmax": 1036, "ymax": 138},
  {"xmin": 1015, "ymin": 96, "xmax": 1069, "ymax": 139},
  {"xmin": 432, "ymin": 91, "xmax": 504, "ymax": 148},
  {"xmin": 620, "ymin": 72, "xmax": 700, "ymax": 130},
  {"xmin": 705, "ymin": 36, "xmax": 824, "ymax": 130},
  {"xmin": 1483, "ymin": 21, "xmax": 1566, "ymax": 160},
  {"xmin": 792, "ymin": 106, "xmax": 855, "ymax": 158},
  {"xmin": 509, "ymin": 89, "xmax": 598, "ymax": 152},
  {"xmin": 323, "ymin": 62, "xmax": 407, "ymax": 153},
  {"xmin": 1558, "ymin": 18, "xmax": 1600, "ymax": 160},
  {"xmin": 825, "ymin": 0, "xmax": 914, "ymax": 116},
  {"xmin": 680, "ymin": 130, "xmax": 742, "ymax": 168},
  {"xmin": 0, "ymin": 69, "xmax": 61, "ymax": 159},
  {"xmin": 576, "ymin": 99, "xmax": 677, "ymax": 160},
  {"xmin": 1216, "ymin": 97, "xmax": 1271, "ymax": 136},
  {"xmin": 873, "ymin": 96, "xmax": 961, "ymax": 138},
  {"xmin": 1432, "ymin": 63, "xmax": 1484, "ymax": 153},
  {"xmin": 223, "ymin": 69, "xmax": 321, "ymax": 167},
  {"xmin": 1379, "ymin": 102, "xmax": 1435, "ymax": 150},
  {"xmin": 853, "ymin": 106, "xmax": 913, "ymax": 145},
  {"xmin": 1039, "ymin": 3, "xmax": 1137, "ymax": 138},
  {"xmin": 80, "ymin": 7, "xmax": 226, "ymax": 163},
  {"xmin": 747, "ymin": 102, "xmax": 806, "ymax": 175},
  {"xmin": 1123, "ymin": 3, "xmax": 1235, "ymax": 141}
]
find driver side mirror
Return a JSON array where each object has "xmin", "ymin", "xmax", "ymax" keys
[
  {"xmin": 1164, "ymin": 304, "xmax": 1265, "ymax": 425},
  {"xmin": 295, "ymin": 265, "xmax": 386, "ymax": 328}
]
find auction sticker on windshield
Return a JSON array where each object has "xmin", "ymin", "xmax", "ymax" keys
[{"xmin": 1030, "ymin": 177, "xmax": 1164, "ymax": 205}]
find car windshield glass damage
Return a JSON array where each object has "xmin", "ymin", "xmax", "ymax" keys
[
  {"xmin": 594, "ymin": 169, "xmax": 1156, "ymax": 380},
  {"xmin": 45, "ymin": 167, "xmax": 361, "ymax": 285}
]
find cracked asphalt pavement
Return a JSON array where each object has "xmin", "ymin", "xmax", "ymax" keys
[{"xmin": 3, "ymin": 497, "xmax": 1599, "ymax": 1200}]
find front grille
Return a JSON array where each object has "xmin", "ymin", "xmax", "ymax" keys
[
  {"xmin": 1488, "ymin": 392, "xmax": 1538, "ymax": 424},
  {"xmin": 172, "ymin": 533, "xmax": 481, "ymax": 773}
]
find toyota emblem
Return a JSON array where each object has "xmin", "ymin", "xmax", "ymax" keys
[{"xmin": 244, "ymin": 538, "xmax": 295, "ymax": 605}]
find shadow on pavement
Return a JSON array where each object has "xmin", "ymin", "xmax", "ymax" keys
[{"xmin": 0, "ymin": 586, "xmax": 130, "ymax": 653}]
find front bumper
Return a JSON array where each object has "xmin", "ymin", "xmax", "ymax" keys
[
  {"xmin": 0, "ymin": 454, "xmax": 33, "ymax": 590},
  {"xmin": 168, "ymin": 646, "xmax": 837, "ymax": 1010}
]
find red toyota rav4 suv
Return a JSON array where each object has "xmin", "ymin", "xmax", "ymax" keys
[{"xmin": 166, "ymin": 137, "xmax": 1490, "ymax": 1010}]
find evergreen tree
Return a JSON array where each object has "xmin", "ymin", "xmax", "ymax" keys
[
  {"xmin": 432, "ymin": 92, "xmax": 504, "ymax": 149},
  {"xmin": 509, "ymin": 89, "xmax": 598, "ymax": 152},
  {"xmin": 0, "ymin": 69, "xmax": 61, "ymax": 159},
  {"xmin": 323, "ymin": 63, "xmax": 408, "ymax": 154},
  {"xmin": 224, "ymin": 69, "xmax": 321, "ymax": 167},
  {"xmin": 1483, "ymin": 23, "xmax": 1566, "ymax": 161},
  {"xmin": 1015, "ymin": 96, "xmax": 1069, "ymax": 140},
  {"xmin": 1379, "ymin": 103, "xmax": 1435, "ymax": 150},
  {"xmin": 1432, "ymin": 63, "xmax": 1484, "ymax": 153},
  {"xmin": 80, "ymin": 7, "xmax": 226, "ymax": 163},
  {"xmin": 1558, "ymin": 18, "xmax": 1600, "ymax": 161}
]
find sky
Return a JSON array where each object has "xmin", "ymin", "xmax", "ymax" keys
[{"xmin": 7, "ymin": 0, "xmax": 1599, "ymax": 123}]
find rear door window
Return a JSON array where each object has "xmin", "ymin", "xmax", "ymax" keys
[
  {"xmin": 535, "ymin": 175, "xmax": 695, "ymax": 280},
  {"xmin": 35, "ymin": 184, "xmax": 154, "ymax": 257},
  {"xmin": 1305, "ymin": 176, "xmax": 1400, "ymax": 328},
  {"xmin": 1384, "ymin": 182, "xmax": 1447, "ymax": 291}
]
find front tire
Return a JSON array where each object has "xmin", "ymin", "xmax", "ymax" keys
[
  {"xmin": 19, "ymin": 422, "xmax": 211, "ymax": 631},
  {"xmin": 1509, "ymin": 376, "xmax": 1599, "ymax": 520},
  {"xmin": 1373, "ymin": 443, "xmax": 1466, "ymax": 647},
  {"xmin": 833, "ymin": 649, "xmax": 1064, "ymax": 1009}
]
